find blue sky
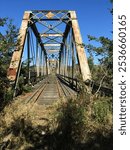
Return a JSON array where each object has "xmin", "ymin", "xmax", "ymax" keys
[
  {"xmin": 0, "ymin": 0, "xmax": 112, "ymax": 63},
  {"xmin": 0, "ymin": 0, "xmax": 112, "ymax": 40}
]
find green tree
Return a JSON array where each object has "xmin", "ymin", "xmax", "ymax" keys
[
  {"xmin": 87, "ymin": 36, "xmax": 113, "ymax": 88},
  {"xmin": 0, "ymin": 17, "xmax": 18, "ymax": 108}
]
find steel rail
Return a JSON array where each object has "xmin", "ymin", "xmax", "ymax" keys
[{"xmin": 25, "ymin": 79, "xmax": 48, "ymax": 104}]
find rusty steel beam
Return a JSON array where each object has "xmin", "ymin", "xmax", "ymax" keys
[
  {"xmin": 69, "ymin": 11, "xmax": 91, "ymax": 81},
  {"xmin": 40, "ymin": 33, "xmax": 63, "ymax": 37},
  {"xmin": 7, "ymin": 11, "xmax": 31, "ymax": 82}
]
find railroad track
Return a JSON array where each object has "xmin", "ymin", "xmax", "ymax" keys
[
  {"xmin": 25, "ymin": 75, "xmax": 76, "ymax": 105},
  {"xmin": 25, "ymin": 78, "xmax": 48, "ymax": 104}
]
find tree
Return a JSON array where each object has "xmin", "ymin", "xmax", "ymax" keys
[
  {"xmin": 87, "ymin": 35, "xmax": 113, "ymax": 89},
  {"xmin": 0, "ymin": 17, "xmax": 18, "ymax": 107}
]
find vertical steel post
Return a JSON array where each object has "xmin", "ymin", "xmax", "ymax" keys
[
  {"xmin": 40, "ymin": 47, "xmax": 42, "ymax": 77},
  {"xmin": 60, "ymin": 51, "xmax": 63, "ymax": 75},
  {"xmin": 63, "ymin": 45, "xmax": 66, "ymax": 77},
  {"xmin": 62, "ymin": 51, "xmax": 64, "ymax": 75},
  {"xmin": 27, "ymin": 30, "xmax": 31, "ymax": 84},
  {"xmin": 68, "ymin": 32, "xmax": 71, "ymax": 77},
  {"xmin": 44, "ymin": 54, "xmax": 48, "ymax": 75},
  {"xmin": 56, "ymin": 60, "xmax": 59, "ymax": 74},
  {"xmin": 59, "ymin": 51, "xmax": 61, "ymax": 74},
  {"xmin": 71, "ymin": 31, "xmax": 75, "ymax": 86},
  {"xmin": 43, "ymin": 53, "xmax": 46, "ymax": 76},
  {"xmin": 36, "ymin": 39, "xmax": 40, "ymax": 78},
  {"xmin": 41, "ymin": 50, "xmax": 44, "ymax": 77},
  {"xmin": 64, "ymin": 39, "xmax": 68, "ymax": 77},
  {"xmin": 47, "ymin": 58, "xmax": 50, "ymax": 75}
]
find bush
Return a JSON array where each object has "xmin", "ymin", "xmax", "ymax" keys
[
  {"xmin": 92, "ymin": 97, "xmax": 112, "ymax": 123},
  {"xmin": 17, "ymin": 76, "xmax": 32, "ymax": 95}
]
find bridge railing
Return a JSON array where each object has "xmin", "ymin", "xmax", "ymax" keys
[{"xmin": 57, "ymin": 74, "xmax": 113, "ymax": 96}]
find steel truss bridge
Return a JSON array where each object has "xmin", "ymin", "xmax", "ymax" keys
[{"xmin": 7, "ymin": 10, "xmax": 112, "ymax": 101}]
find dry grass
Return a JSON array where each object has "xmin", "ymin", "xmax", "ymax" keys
[
  {"xmin": 0, "ymin": 94, "xmax": 112, "ymax": 150},
  {"xmin": 0, "ymin": 96, "xmax": 61, "ymax": 149}
]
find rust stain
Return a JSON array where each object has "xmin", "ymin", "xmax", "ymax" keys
[{"xmin": 7, "ymin": 68, "xmax": 16, "ymax": 76}]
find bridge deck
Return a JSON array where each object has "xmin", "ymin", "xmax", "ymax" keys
[
  {"xmin": 37, "ymin": 75, "xmax": 60, "ymax": 105},
  {"xmin": 23, "ymin": 75, "xmax": 77, "ymax": 105}
]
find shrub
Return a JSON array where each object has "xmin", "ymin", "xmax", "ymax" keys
[{"xmin": 92, "ymin": 97, "xmax": 112, "ymax": 123}]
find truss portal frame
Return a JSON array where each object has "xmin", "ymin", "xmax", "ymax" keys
[{"xmin": 7, "ymin": 10, "xmax": 91, "ymax": 88}]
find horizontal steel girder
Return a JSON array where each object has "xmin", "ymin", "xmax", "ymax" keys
[{"xmin": 40, "ymin": 33, "xmax": 63, "ymax": 37}]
